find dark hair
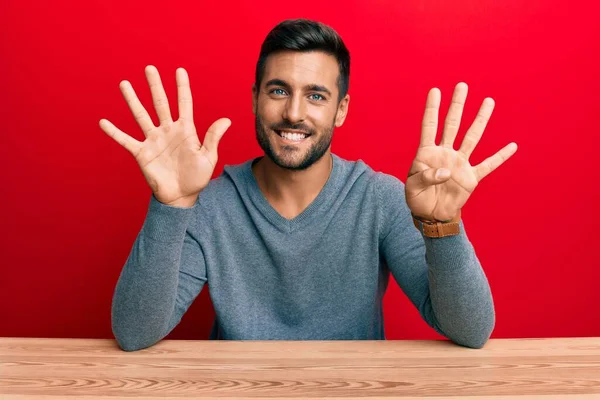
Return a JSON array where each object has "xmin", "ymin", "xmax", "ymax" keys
[{"xmin": 255, "ymin": 19, "xmax": 350, "ymax": 102}]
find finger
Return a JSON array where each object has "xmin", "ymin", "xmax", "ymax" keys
[
  {"xmin": 440, "ymin": 82, "xmax": 468, "ymax": 148},
  {"xmin": 474, "ymin": 142, "xmax": 518, "ymax": 182},
  {"xmin": 202, "ymin": 118, "xmax": 232, "ymax": 154},
  {"xmin": 176, "ymin": 67, "xmax": 194, "ymax": 123},
  {"xmin": 420, "ymin": 88, "xmax": 441, "ymax": 147},
  {"xmin": 120, "ymin": 80, "xmax": 155, "ymax": 136},
  {"xmin": 99, "ymin": 119, "xmax": 142, "ymax": 156},
  {"xmin": 145, "ymin": 65, "xmax": 173, "ymax": 126},
  {"xmin": 459, "ymin": 97, "xmax": 495, "ymax": 159}
]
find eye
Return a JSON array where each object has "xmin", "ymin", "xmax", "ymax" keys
[
  {"xmin": 270, "ymin": 88, "xmax": 287, "ymax": 96},
  {"xmin": 309, "ymin": 93, "xmax": 325, "ymax": 101}
]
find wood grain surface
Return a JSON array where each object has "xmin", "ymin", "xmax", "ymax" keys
[{"xmin": 1, "ymin": 337, "xmax": 599, "ymax": 399}]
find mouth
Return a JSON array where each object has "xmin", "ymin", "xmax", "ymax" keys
[{"xmin": 274, "ymin": 130, "xmax": 311, "ymax": 143}]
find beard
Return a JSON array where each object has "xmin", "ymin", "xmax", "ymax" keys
[{"xmin": 255, "ymin": 113, "xmax": 335, "ymax": 171}]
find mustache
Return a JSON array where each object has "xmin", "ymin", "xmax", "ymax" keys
[{"xmin": 271, "ymin": 122, "xmax": 314, "ymax": 135}]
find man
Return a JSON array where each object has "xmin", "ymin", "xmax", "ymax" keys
[{"xmin": 100, "ymin": 19, "xmax": 518, "ymax": 352}]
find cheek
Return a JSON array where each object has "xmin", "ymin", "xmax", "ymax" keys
[
  {"xmin": 257, "ymin": 102, "xmax": 281, "ymax": 123},
  {"xmin": 309, "ymin": 108, "xmax": 337, "ymax": 129}
]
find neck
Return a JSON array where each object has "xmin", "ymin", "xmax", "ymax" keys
[{"xmin": 252, "ymin": 151, "xmax": 333, "ymax": 219}]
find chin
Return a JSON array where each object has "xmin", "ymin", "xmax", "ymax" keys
[
  {"xmin": 272, "ymin": 149, "xmax": 329, "ymax": 171},
  {"xmin": 270, "ymin": 154, "xmax": 312, "ymax": 171}
]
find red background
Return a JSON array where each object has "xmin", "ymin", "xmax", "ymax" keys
[{"xmin": 1, "ymin": 0, "xmax": 598, "ymax": 341}]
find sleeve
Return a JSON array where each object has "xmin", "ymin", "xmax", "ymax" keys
[
  {"xmin": 376, "ymin": 173, "xmax": 495, "ymax": 348},
  {"xmin": 111, "ymin": 194, "xmax": 208, "ymax": 352}
]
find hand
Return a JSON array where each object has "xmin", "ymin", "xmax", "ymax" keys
[
  {"xmin": 405, "ymin": 82, "xmax": 518, "ymax": 221},
  {"xmin": 99, "ymin": 65, "xmax": 231, "ymax": 207}
]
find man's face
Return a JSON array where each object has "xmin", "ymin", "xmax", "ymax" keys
[{"xmin": 253, "ymin": 51, "xmax": 349, "ymax": 170}]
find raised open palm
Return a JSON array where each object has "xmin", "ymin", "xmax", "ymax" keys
[
  {"xmin": 405, "ymin": 82, "xmax": 518, "ymax": 221},
  {"xmin": 99, "ymin": 65, "xmax": 231, "ymax": 207}
]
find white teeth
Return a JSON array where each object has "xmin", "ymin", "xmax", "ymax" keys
[{"xmin": 280, "ymin": 131, "xmax": 307, "ymax": 141}]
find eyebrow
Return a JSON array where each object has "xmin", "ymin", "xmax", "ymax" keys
[{"xmin": 265, "ymin": 79, "xmax": 332, "ymax": 97}]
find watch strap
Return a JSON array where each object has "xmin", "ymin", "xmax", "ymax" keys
[{"xmin": 412, "ymin": 209, "xmax": 461, "ymax": 238}]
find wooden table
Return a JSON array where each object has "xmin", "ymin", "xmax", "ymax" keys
[{"xmin": 1, "ymin": 337, "xmax": 599, "ymax": 399}]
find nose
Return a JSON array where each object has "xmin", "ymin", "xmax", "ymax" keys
[{"xmin": 282, "ymin": 94, "xmax": 306, "ymax": 124}]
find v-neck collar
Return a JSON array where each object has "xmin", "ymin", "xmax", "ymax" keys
[{"xmin": 242, "ymin": 153, "xmax": 341, "ymax": 233}]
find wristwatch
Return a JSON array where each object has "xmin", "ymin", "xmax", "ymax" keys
[{"xmin": 412, "ymin": 209, "xmax": 461, "ymax": 238}]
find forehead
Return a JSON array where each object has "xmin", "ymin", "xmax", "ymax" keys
[{"xmin": 262, "ymin": 51, "xmax": 339, "ymax": 91}]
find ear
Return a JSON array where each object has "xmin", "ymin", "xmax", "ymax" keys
[
  {"xmin": 334, "ymin": 94, "xmax": 350, "ymax": 127},
  {"xmin": 252, "ymin": 84, "xmax": 258, "ymax": 115}
]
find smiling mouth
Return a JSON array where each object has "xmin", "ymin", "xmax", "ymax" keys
[{"xmin": 275, "ymin": 130, "xmax": 311, "ymax": 142}]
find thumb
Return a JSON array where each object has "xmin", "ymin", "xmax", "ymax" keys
[
  {"xmin": 434, "ymin": 168, "xmax": 451, "ymax": 180},
  {"xmin": 203, "ymin": 118, "xmax": 232, "ymax": 154},
  {"xmin": 412, "ymin": 168, "xmax": 451, "ymax": 189}
]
